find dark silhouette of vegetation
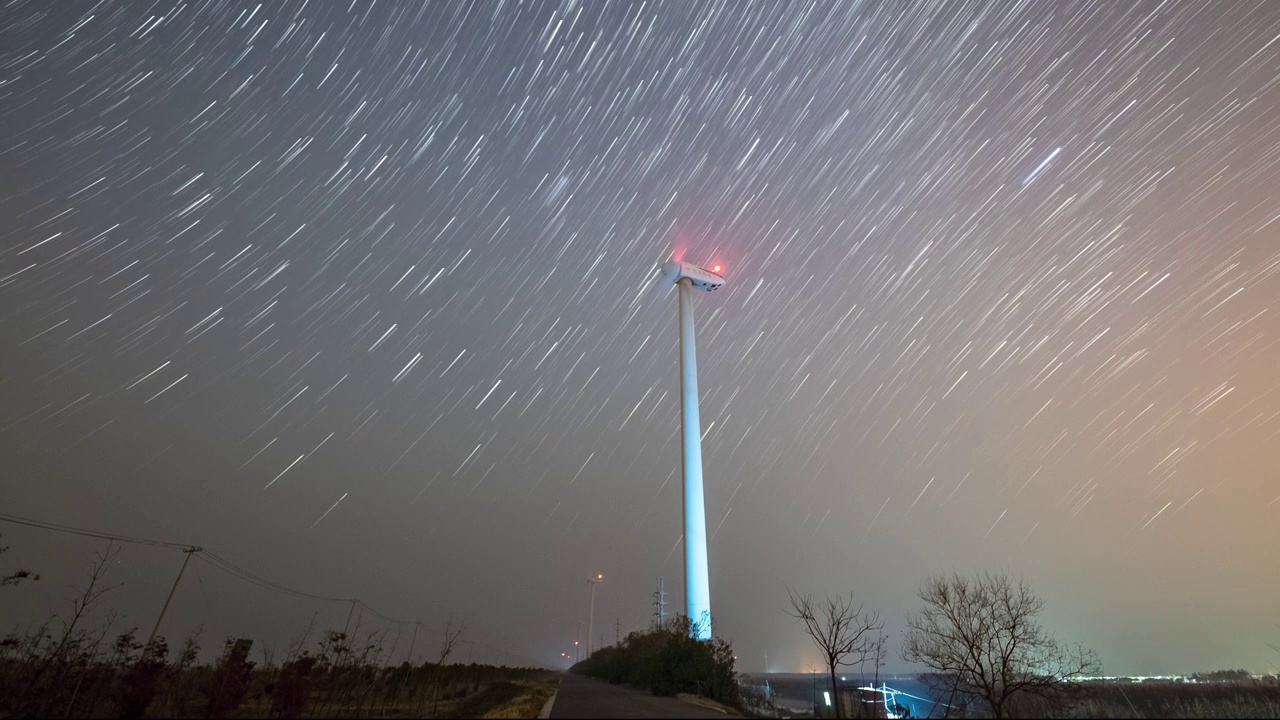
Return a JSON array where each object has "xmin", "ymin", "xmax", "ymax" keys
[
  {"xmin": 573, "ymin": 616, "xmax": 741, "ymax": 709},
  {"xmin": 0, "ymin": 618, "xmax": 552, "ymax": 718},
  {"xmin": 1189, "ymin": 668, "xmax": 1254, "ymax": 683},
  {"xmin": 270, "ymin": 654, "xmax": 319, "ymax": 717},
  {"xmin": 206, "ymin": 638, "xmax": 256, "ymax": 717},
  {"xmin": 903, "ymin": 571, "xmax": 1101, "ymax": 719},
  {"xmin": 431, "ymin": 616, "xmax": 467, "ymax": 717},
  {"xmin": 14, "ymin": 540, "xmax": 121, "ymax": 712},
  {"xmin": 1066, "ymin": 676, "xmax": 1280, "ymax": 718},
  {"xmin": 1, "ymin": 533, "xmax": 39, "ymax": 588},
  {"xmin": 786, "ymin": 587, "xmax": 883, "ymax": 719},
  {"xmin": 117, "ymin": 637, "xmax": 167, "ymax": 718},
  {"xmin": 0, "ymin": 541, "xmax": 551, "ymax": 718}
]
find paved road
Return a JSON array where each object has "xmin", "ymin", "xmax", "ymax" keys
[{"xmin": 548, "ymin": 673, "xmax": 736, "ymax": 719}]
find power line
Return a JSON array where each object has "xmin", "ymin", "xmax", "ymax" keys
[
  {"xmin": 353, "ymin": 599, "xmax": 414, "ymax": 626},
  {"xmin": 0, "ymin": 511, "xmax": 190, "ymax": 550},
  {"xmin": 197, "ymin": 551, "xmax": 350, "ymax": 604},
  {"xmin": 0, "ymin": 511, "xmax": 543, "ymax": 667},
  {"xmin": 1, "ymin": 515, "xmax": 368, "ymax": 617},
  {"xmin": 0, "ymin": 513, "xmax": 348, "ymax": 604}
]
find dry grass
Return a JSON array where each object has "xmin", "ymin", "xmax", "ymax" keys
[
  {"xmin": 676, "ymin": 692, "xmax": 741, "ymax": 715},
  {"xmin": 448, "ymin": 679, "xmax": 558, "ymax": 719},
  {"xmin": 1061, "ymin": 680, "xmax": 1280, "ymax": 719},
  {"xmin": 1069, "ymin": 693, "xmax": 1280, "ymax": 719}
]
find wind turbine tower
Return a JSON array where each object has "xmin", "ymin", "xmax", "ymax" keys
[{"xmin": 659, "ymin": 260, "xmax": 725, "ymax": 641}]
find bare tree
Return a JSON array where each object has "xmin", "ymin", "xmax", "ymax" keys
[
  {"xmin": 0, "ymin": 533, "xmax": 40, "ymax": 587},
  {"xmin": 259, "ymin": 640, "xmax": 278, "ymax": 673},
  {"xmin": 21, "ymin": 540, "xmax": 121, "ymax": 703},
  {"xmin": 786, "ymin": 588, "xmax": 883, "ymax": 719},
  {"xmin": 282, "ymin": 613, "xmax": 317, "ymax": 667},
  {"xmin": 430, "ymin": 617, "xmax": 467, "ymax": 717},
  {"xmin": 903, "ymin": 571, "xmax": 1100, "ymax": 719},
  {"xmin": 163, "ymin": 627, "xmax": 202, "ymax": 716},
  {"xmin": 62, "ymin": 611, "xmax": 118, "ymax": 717}
]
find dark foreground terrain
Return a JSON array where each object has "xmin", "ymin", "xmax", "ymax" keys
[{"xmin": 549, "ymin": 673, "xmax": 738, "ymax": 718}]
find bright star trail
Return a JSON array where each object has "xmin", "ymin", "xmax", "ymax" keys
[
  {"xmin": 1023, "ymin": 147, "xmax": 1063, "ymax": 186},
  {"xmin": 2, "ymin": 1, "xmax": 1278, "ymax": 675}
]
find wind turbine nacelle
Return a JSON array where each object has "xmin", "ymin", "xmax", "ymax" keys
[{"xmin": 660, "ymin": 261, "xmax": 725, "ymax": 291}]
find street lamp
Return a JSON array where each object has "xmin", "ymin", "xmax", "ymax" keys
[
  {"xmin": 588, "ymin": 574, "xmax": 603, "ymax": 658},
  {"xmin": 658, "ymin": 260, "xmax": 725, "ymax": 641}
]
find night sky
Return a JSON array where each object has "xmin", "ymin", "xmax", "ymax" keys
[{"xmin": 2, "ymin": 0, "xmax": 1279, "ymax": 675}]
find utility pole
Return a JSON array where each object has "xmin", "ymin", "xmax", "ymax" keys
[
  {"xmin": 615, "ymin": 618, "xmax": 621, "ymax": 646},
  {"xmin": 343, "ymin": 599, "xmax": 359, "ymax": 638},
  {"xmin": 652, "ymin": 576, "xmax": 668, "ymax": 627},
  {"xmin": 576, "ymin": 621, "xmax": 584, "ymax": 663},
  {"xmin": 144, "ymin": 546, "xmax": 201, "ymax": 656},
  {"xmin": 406, "ymin": 622, "xmax": 420, "ymax": 665},
  {"xmin": 587, "ymin": 574, "xmax": 602, "ymax": 658}
]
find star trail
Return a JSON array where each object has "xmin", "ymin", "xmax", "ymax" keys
[{"xmin": 2, "ymin": 0, "xmax": 1278, "ymax": 674}]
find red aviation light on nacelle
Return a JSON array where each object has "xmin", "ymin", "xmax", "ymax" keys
[
  {"xmin": 659, "ymin": 260, "xmax": 726, "ymax": 291},
  {"xmin": 712, "ymin": 264, "xmax": 722, "ymax": 273}
]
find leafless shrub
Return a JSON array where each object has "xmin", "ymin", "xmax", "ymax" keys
[
  {"xmin": 11, "ymin": 540, "xmax": 121, "ymax": 714},
  {"xmin": 430, "ymin": 616, "xmax": 468, "ymax": 716}
]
